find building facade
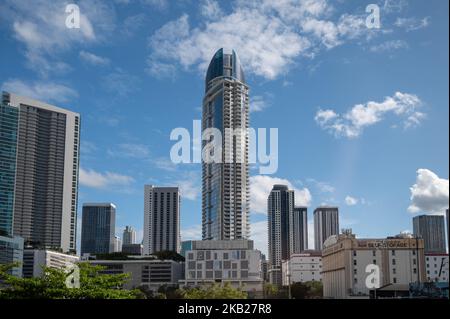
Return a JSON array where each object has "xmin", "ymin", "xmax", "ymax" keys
[
  {"xmin": 180, "ymin": 240, "xmax": 194, "ymax": 257},
  {"xmin": 314, "ymin": 206, "xmax": 339, "ymax": 251},
  {"xmin": 201, "ymin": 48, "xmax": 250, "ymax": 241},
  {"xmin": 267, "ymin": 185, "xmax": 294, "ymax": 286},
  {"xmin": 122, "ymin": 243, "xmax": 143, "ymax": 255},
  {"xmin": 113, "ymin": 235, "xmax": 122, "ymax": 253},
  {"xmin": 22, "ymin": 249, "xmax": 79, "ymax": 278},
  {"xmin": 322, "ymin": 232, "xmax": 426, "ymax": 299},
  {"xmin": 425, "ymin": 253, "xmax": 448, "ymax": 283},
  {"xmin": 123, "ymin": 226, "xmax": 136, "ymax": 245},
  {"xmin": 0, "ymin": 97, "xmax": 19, "ymax": 237},
  {"xmin": 291, "ymin": 206, "xmax": 308, "ymax": 255},
  {"xmin": 143, "ymin": 185, "xmax": 180, "ymax": 255},
  {"xmin": 81, "ymin": 203, "xmax": 116, "ymax": 255},
  {"xmin": 281, "ymin": 251, "xmax": 322, "ymax": 286},
  {"xmin": 180, "ymin": 240, "xmax": 263, "ymax": 298},
  {"xmin": 413, "ymin": 214, "xmax": 446, "ymax": 254},
  {"xmin": 0, "ymin": 235, "xmax": 24, "ymax": 277},
  {"xmin": 3, "ymin": 92, "xmax": 80, "ymax": 253},
  {"xmin": 89, "ymin": 259, "xmax": 183, "ymax": 291}
]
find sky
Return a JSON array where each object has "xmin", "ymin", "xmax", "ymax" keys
[{"xmin": 0, "ymin": 0, "xmax": 448, "ymax": 256}]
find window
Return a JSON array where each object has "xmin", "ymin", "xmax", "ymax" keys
[
  {"xmin": 393, "ymin": 278, "xmax": 397, "ymax": 284},
  {"xmin": 353, "ymin": 260, "xmax": 357, "ymax": 266},
  {"xmin": 413, "ymin": 268, "xmax": 417, "ymax": 274},
  {"xmin": 354, "ymin": 278, "xmax": 358, "ymax": 284},
  {"xmin": 372, "ymin": 250, "xmax": 376, "ymax": 257},
  {"xmin": 392, "ymin": 259, "xmax": 396, "ymax": 265},
  {"xmin": 240, "ymin": 260, "xmax": 248, "ymax": 269},
  {"xmin": 391, "ymin": 250, "xmax": 396, "ymax": 256},
  {"xmin": 393, "ymin": 268, "xmax": 396, "ymax": 274},
  {"xmin": 188, "ymin": 261, "xmax": 196, "ymax": 269},
  {"xmin": 354, "ymin": 269, "xmax": 357, "ymax": 275},
  {"xmin": 197, "ymin": 263, "xmax": 203, "ymax": 269},
  {"xmin": 413, "ymin": 259, "xmax": 416, "ymax": 265},
  {"xmin": 373, "ymin": 260, "xmax": 377, "ymax": 264},
  {"xmin": 353, "ymin": 251, "xmax": 357, "ymax": 257},
  {"xmin": 412, "ymin": 250, "xmax": 416, "ymax": 256}
]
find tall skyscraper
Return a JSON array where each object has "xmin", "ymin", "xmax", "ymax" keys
[
  {"xmin": 143, "ymin": 185, "xmax": 180, "ymax": 255},
  {"xmin": 0, "ymin": 96, "xmax": 19, "ymax": 236},
  {"xmin": 413, "ymin": 214, "xmax": 446, "ymax": 254},
  {"xmin": 267, "ymin": 185, "xmax": 294, "ymax": 285},
  {"xmin": 202, "ymin": 48, "xmax": 250, "ymax": 241},
  {"xmin": 123, "ymin": 226, "xmax": 136, "ymax": 245},
  {"xmin": 2, "ymin": 92, "xmax": 80, "ymax": 253},
  {"xmin": 81, "ymin": 203, "xmax": 116, "ymax": 255},
  {"xmin": 290, "ymin": 206, "xmax": 308, "ymax": 254},
  {"xmin": 314, "ymin": 206, "xmax": 339, "ymax": 251}
]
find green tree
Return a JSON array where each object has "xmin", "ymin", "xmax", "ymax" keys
[
  {"xmin": 153, "ymin": 250, "xmax": 185, "ymax": 262},
  {"xmin": 178, "ymin": 283, "xmax": 247, "ymax": 299},
  {"xmin": 0, "ymin": 262, "xmax": 139, "ymax": 299},
  {"xmin": 290, "ymin": 281, "xmax": 323, "ymax": 299},
  {"xmin": 263, "ymin": 283, "xmax": 279, "ymax": 298}
]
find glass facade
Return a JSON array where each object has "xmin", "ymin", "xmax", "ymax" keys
[
  {"xmin": 202, "ymin": 49, "xmax": 250, "ymax": 240},
  {"xmin": 0, "ymin": 101, "xmax": 19, "ymax": 236},
  {"xmin": 81, "ymin": 204, "xmax": 116, "ymax": 255}
]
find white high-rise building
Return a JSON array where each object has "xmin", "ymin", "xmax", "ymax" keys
[
  {"xmin": 123, "ymin": 226, "xmax": 136, "ymax": 245},
  {"xmin": 202, "ymin": 48, "xmax": 250, "ymax": 241},
  {"xmin": 3, "ymin": 92, "xmax": 80, "ymax": 253},
  {"xmin": 143, "ymin": 185, "xmax": 180, "ymax": 255}
]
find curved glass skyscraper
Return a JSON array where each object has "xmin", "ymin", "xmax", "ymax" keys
[{"xmin": 202, "ymin": 48, "xmax": 250, "ymax": 240}]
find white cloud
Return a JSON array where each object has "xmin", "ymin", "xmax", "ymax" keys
[
  {"xmin": 250, "ymin": 175, "xmax": 312, "ymax": 214},
  {"xmin": 250, "ymin": 220, "xmax": 268, "ymax": 256},
  {"xmin": 79, "ymin": 50, "xmax": 110, "ymax": 66},
  {"xmin": 250, "ymin": 95, "xmax": 270, "ymax": 112},
  {"xmin": 174, "ymin": 171, "xmax": 201, "ymax": 201},
  {"xmin": 108, "ymin": 143, "xmax": 150, "ymax": 159},
  {"xmin": 408, "ymin": 169, "xmax": 449, "ymax": 214},
  {"xmin": 200, "ymin": 0, "xmax": 223, "ymax": 20},
  {"xmin": 395, "ymin": 17, "xmax": 430, "ymax": 32},
  {"xmin": 369, "ymin": 40, "xmax": 408, "ymax": 53},
  {"xmin": 102, "ymin": 68, "xmax": 139, "ymax": 96},
  {"xmin": 315, "ymin": 92, "xmax": 424, "ymax": 138},
  {"xmin": 306, "ymin": 178, "xmax": 335, "ymax": 193},
  {"xmin": 345, "ymin": 195, "xmax": 358, "ymax": 206},
  {"xmin": 147, "ymin": 0, "xmax": 374, "ymax": 80},
  {"xmin": 181, "ymin": 224, "xmax": 202, "ymax": 241},
  {"xmin": 79, "ymin": 167, "xmax": 134, "ymax": 189},
  {"xmin": 2, "ymin": 79, "xmax": 78, "ymax": 104},
  {"xmin": 2, "ymin": 0, "xmax": 115, "ymax": 77}
]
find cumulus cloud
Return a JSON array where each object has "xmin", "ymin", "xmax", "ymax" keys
[
  {"xmin": 345, "ymin": 195, "xmax": 358, "ymax": 206},
  {"xmin": 174, "ymin": 172, "xmax": 201, "ymax": 201},
  {"xmin": 250, "ymin": 175, "xmax": 311, "ymax": 214},
  {"xmin": 2, "ymin": 79, "xmax": 78, "ymax": 104},
  {"xmin": 147, "ymin": 0, "xmax": 373, "ymax": 80},
  {"xmin": 1, "ymin": 0, "xmax": 116, "ymax": 77},
  {"xmin": 250, "ymin": 220, "xmax": 268, "ymax": 256},
  {"xmin": 408, "ymin": 169, "xmax": 449, "ymax": 214},
  {"xmin": 79, "ymin": 50, "xmax": 110, "ymax": 66},
  {"xmin": 79, "ymin": 167, "xmax": 134, "ymax": 189},
  {"xmin": 315, "ymin": 92, "xmax": 424, "ymax": 138},
  {"xmin": 181, "ymin": 224, "xmax": 202, "ymax": 241}
]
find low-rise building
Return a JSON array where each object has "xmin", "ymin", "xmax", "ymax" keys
[
  {"xmin": 22, "ymin": 249, "xmax": 79, "ymax": 278},
  {"xmin": 179, "ymin": 240, "xmax": 263, "ymax": 298},
  {"xmin": 282, "ymin": 250, "xmax": 322, "ymax": 286},
  {"xmin": 322, "ymin": 231, "xmax": 426, "ymax": 299},
  {"xmin": 425, "ymin": 253, "xmax": 448, "ymax": 283},
  {"xmin": 122, "ymin": 243, "xmax": 143, "ymax": 255},
  {"xmin": 89, "ymin": 259, "xmax": 183, "ymax": 291},
  {"xmin": 0, "ymin": 235, "xmax": 24, "ymax": 277}
]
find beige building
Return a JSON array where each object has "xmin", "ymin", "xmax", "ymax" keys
[
  {"xmin": 22, "ymin": 249, "xmax": 79, "ymax": 278},
  {"xmin": 322, "ymin": 231, "xmax": 426, "ymax": 299},
  {"xmin": 281, "ymin": 250, "xmax": 322, "ymax": 286}
]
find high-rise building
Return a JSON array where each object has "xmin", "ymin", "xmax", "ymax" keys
[
  {"xmin": 143, "ymin": 185, "xmax": 180, "ymax": 255},
  {"xmin": 202, "ymin": 48, "xmax": 250, "ymax": 241},
  {"xmin": 123, "ymin": 226, "xmax": 136, "ymax": 245},
  {"xmin": 413, "ymin": 214, "xmax": 446, "ymax": 254},
  {"xmin": 81, "ymin": 203, "xmax": 116, "ymax": 255},
  {"xmin": 267, "ymin": 185, "xmax": 294, "ymax": 285},
  {"xmin": 290, "ymin": 206, "xmax": 308, "ymax": 254},
  {"xmin": 0, "ymin": 97, "xmax": 19, "ymax": 236},
  {"xmin": 113, "ymin": 235, "xmax": 122, "ymax": 253},
  {"xmin": 2, "ymin": 92, "xmax": 80, "ymax": 253},
  {"xmin": 314, "ymin": 206, "xmax": 339, "ymax": 251}
]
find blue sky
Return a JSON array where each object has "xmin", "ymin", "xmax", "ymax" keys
[{"xmin": 0, "ymin": 0, "xmax": 448, "ymax": 256}]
